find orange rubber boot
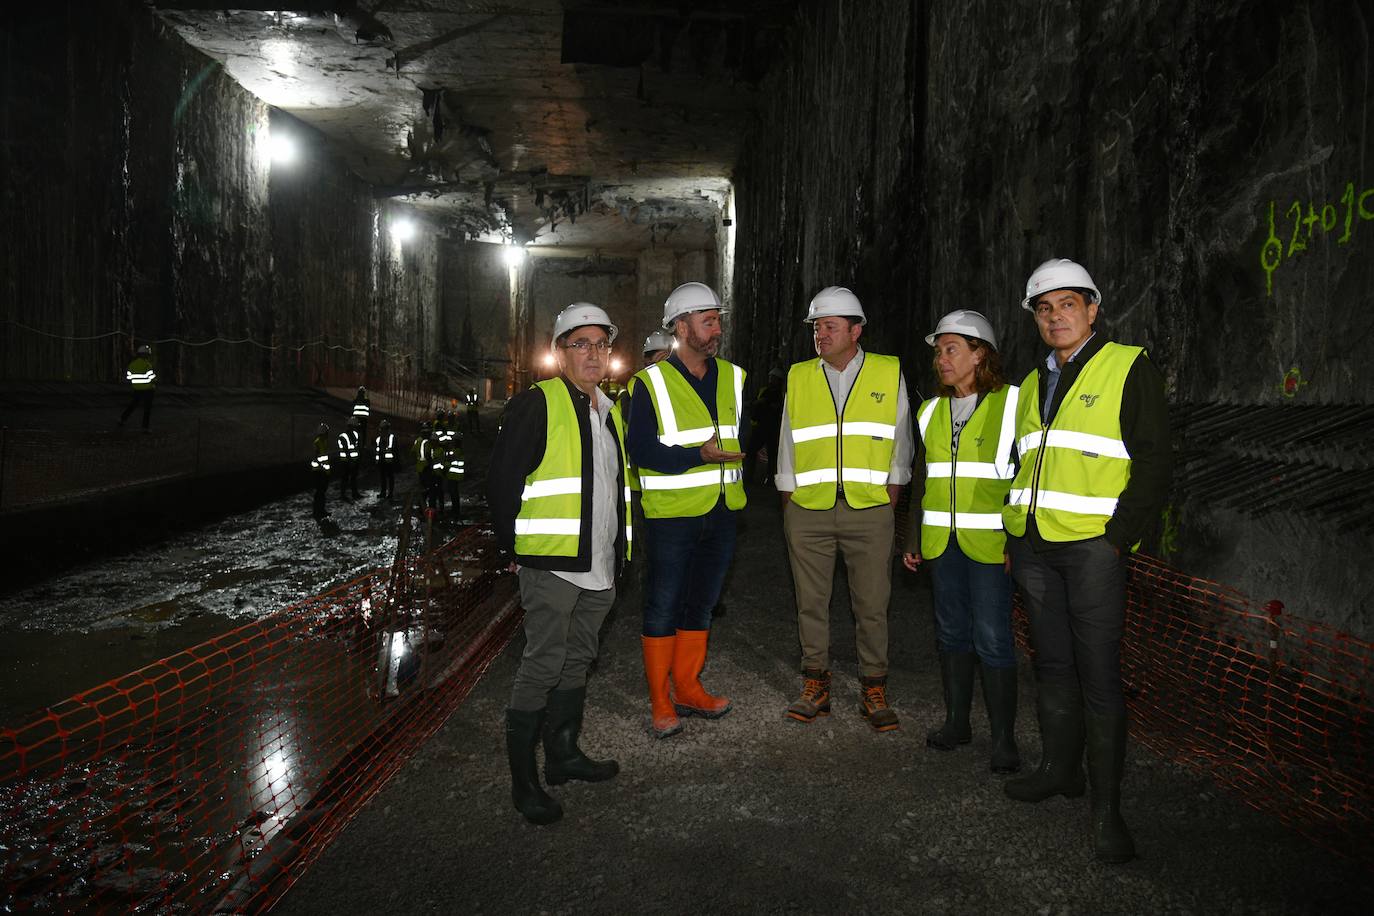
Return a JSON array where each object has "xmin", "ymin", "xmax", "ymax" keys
[
  {"xmin": 672, "ymin": 629, "xmax": 732, "ymax": 718},
  {"xmin": 641, "ymin": 636, "xmax": 683, "ymax": 739}
]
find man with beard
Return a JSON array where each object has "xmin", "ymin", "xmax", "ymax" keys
[{"xmin": 627, "ymin": 282, "xmax": 748, "ymax": 739}]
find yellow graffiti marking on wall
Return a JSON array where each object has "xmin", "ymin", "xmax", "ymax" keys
[{"xmin": 1261, "ymin": 181, "xmax": 1374, "ymax": 296}]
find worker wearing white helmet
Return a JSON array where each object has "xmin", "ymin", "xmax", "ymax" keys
[
  {"xmin": 777, "ymin": 286, "xmax": 914, "ymax": 733},
  {"xmin": 487, "ymin": 301, "xmax": 633, "ymax": 826},
  {"xmin": 902, "ymin": 309, "xmax": 1021, "ymax": 775},
  {"xmin": 1001, "ymin": 258, "xmax": 1171, "ymax": 865},
  {"xmin": 626, "ymin": 281, "xmax": 746, "ymax": 739}
]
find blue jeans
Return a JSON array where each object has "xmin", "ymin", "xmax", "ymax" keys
[
  {"xmin": 930, "ymin": 540, "xmax": 1016, "ymax": 669},
  {"xmin": 642, "ymin": 501, "xmax": 737, "ymax": 637}
]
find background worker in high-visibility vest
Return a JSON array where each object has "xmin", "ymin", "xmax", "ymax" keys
[
  {"xmin": 352, "ymin": 386, "xmax": 371, "ymax": 447},
  {"xmin": 776, "ymin": 287, "xmax": 913, "ymax": 733},
  {"xmin": 412, "ymin": 422, "xmax": 443, "ymax": 511},
  {"xmin": 118, "ymin": 344, "xmax": 157, "ymax": 431},
  {"xmin": 901, "ymin": 310, "xmax": 1021, "ymax": 774},
  {"xmin": 1001, "ymin": 258, "xmax": 1171, "ymax": 865},
  {"xmin": 442, "ymin": 429, "xmax": 465, "ymax": 521},
  {"xmin": 310, "ymin": 421, "xmax": 332, "ymax": 520},
  {"xmin": 488, "ymin": 302, "xmax": 631, "ymax": 827},
  {"xmin": 336, "ymin": 416, "xmax": 362, "ymax": 500},
  {"xmin": 374, "ymin": 419, "xmax": 398, "ymax": 500},
  {"xmin": 627, "ymin": 282, "xmax": 746, "ymax": 740}
]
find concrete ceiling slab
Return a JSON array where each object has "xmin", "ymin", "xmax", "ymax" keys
[{"xmin": 153, "ymin": 1, "xmax": 794, "ymax": 250}]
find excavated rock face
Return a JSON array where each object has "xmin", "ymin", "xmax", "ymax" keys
[{"xmin": 731, "ymin": 0, "xmax": 1374, "ymax": 634}]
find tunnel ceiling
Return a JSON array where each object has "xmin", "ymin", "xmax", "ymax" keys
[{"xmin": 153, "ymin": 1, "xmax": 797, "ymax": 250}]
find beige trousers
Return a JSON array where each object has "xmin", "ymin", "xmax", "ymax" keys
[{"xmin": 784, "ymin": 498, "xmax": 895, "ymax": 677}]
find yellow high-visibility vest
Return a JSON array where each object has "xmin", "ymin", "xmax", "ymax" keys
[
  {"xmin": 1002, "ymin": 343, "xmax": 1142, "ymax": 544},
  {"xmin": 634, "ymin": 359, "xmax": 747, "ymax": 518},
  {"xmin": 515, "ymin": 379, "xmax": 632, "ymax": 560},
  {"xmin": 786, "ymin": 353, "xmax": 900, "ymax": 510},
  {"xmin": 916, "ymin": 385, "xmax": 1018, "ymax": 563}
]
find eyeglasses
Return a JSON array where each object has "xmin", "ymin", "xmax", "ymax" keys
[{"xmin": 560, "ymin": 340, "xmax": 613, "ymax": 352}]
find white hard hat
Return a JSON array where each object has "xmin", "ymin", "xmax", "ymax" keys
[
  {"xmin": 1022, "ymin": 258, "xmax": 1101, "ymax": 311},
  {"xmin": 642, "ymin": 329, "xmax": 675, "ymax": 354},
  {"xmin": 925, "ymin": 309, "xmax": 998, "ymax": 348},
  {"xmin": 662, "ymin": 282, "xmax": 725, "ymax": 329},
  {"xmin": 805, "ymin": 286, "xmax": 866, "ymax": 325},
  {"xmin": 552, "ymin": 302, "xmax": 618, "ymax": 346}
]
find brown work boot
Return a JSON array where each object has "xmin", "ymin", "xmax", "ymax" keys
[
  {"xmin": 859, "ymin": 675, "xmax": 899, "ymax": 733},
  {"xmin": 786, "ymin": 669, "xmax": 831, "ymax": 722}
]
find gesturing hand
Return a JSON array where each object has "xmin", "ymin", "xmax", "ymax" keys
[{"xmin": 700, "ymin": 435, "xmax": 746, "ymax": 463}]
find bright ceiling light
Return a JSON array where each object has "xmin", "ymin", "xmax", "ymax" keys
[
  {"xmin": 391, "ymin": 218, "xmax": 416, "ymax": 243},
  {"xmin": 610, "ymin": 358, "xmax": 623, "ymax": 373},
  {"xmin": 503, "ymin": 245, "xmax": 526, "ymax": 268},
  {"xmin": 270, "ymin": 133, "xmax": 297, "ymax": 164},
  {"xmin": 542, "ymin": 351, "xmax": 556, "ymax": 368}
]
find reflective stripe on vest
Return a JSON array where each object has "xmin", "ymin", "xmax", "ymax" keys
[
  {"xmin": 311, "ymin": 437, "xmax": 332, "ymax": 472},
  {"xmin": 353, "ymin": 403, "xmax": 370, "ymax": 417},
  {"xmin": 376, "ymin": 434, "xmax": 396, "ymax": 460},
  {"xmin": 1001, "ymin": 343, "xmax": 1142, "ymax": 544},
  {"xmin": 787, "ymin": 353, "xmax": 901, "ymax": 510},
  {"xmin": 618, "ymin": 379, "xmax": 641, "ymax": 493},
  {"xmin": 126, "ymin": 359, "xmax": 156, "ymax": 389},
  {"xmin": 916, "ymin": 385, "xmax": 1018, "ymax": 564},
  {"xmin": 634, "ymin": 359, "xmax": 747, "ymax": 518}
]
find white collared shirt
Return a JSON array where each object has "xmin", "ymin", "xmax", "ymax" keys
[{"xmin": 553, "ymin": 386, "xmax": 619, "ymax": 592}]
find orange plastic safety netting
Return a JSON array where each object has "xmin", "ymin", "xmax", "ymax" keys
[
  {"xmin": 0, "ymin": 523, "xmax": 520, "ymax": 912},
  {"xmin": 1013, "ymin": 553, "xmax": 1374, "ymax": 866}
]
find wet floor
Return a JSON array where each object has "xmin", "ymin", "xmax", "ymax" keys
[{"xmin": 0, "ymin": 463, "xmax": 491, "ymax": 726}]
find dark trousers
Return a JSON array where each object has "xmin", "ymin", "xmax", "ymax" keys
[
  {"xmin": 421, "ymin": 473, "xmax": 441, "ymax": 510},
  {"xmin": 931, "ymin": 540, "xmax": 1016, "ymax": 668},
  {"xmin": 467, "ymin": 408, "xmax": 481, "ymax": 432},
  {"xmin": 378, "ymin": 462, "xmax": 396, "ymax": 498},
  {"xmin": 510, "ymin": 568, "xmax": 616, "ymax": 710},
  {"xmin": 641, "ymin": 500, "xmax": 737, "ymax": 637},
  {"xmin": 119, "ymin": 389, "xmax": 154, "ymax": 429},
  {"xmin": 312, "ymin": 474, "xmax": 328, "ymax": 518},
  {"xmin": 446, "ymin": 479, "xmax": 462, "ymax": 518},
  {"xmin": 339, "ymin": 463, "xmax": 360, "ymax": 498},
  {"xmin": 1008, "ymin": 534, "xmax": 1126, "ymax": 715}
]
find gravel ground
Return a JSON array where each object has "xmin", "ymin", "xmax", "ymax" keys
[{"xmin": 277, "ymin": 492, "xmax": 1371, "ymax": 915}]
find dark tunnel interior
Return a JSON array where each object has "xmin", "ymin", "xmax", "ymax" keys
[{"xmin": 0, "ymin": 0, "xmax": 1371, "ymax": 910}]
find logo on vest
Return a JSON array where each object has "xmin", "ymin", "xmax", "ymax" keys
[
  {"xmin": 1079, "ymin": 393, "xmax": 1101, "ymax": 408},
  {"xmin": 870, "ymin": 391, "xmax": 885, "ymax": 403},
  {"xmin": 974, "ymin": 436, "xmax": 985, "ymax": 448}
]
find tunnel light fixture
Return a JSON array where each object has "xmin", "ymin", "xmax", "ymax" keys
[
  {"xmin": 503, "ymin": 244, "xmax": 526, "ymax": 268},
  {"xmin": 610, "ymin": 357, "xmax": 623, "ymax": 373},
  {"xmin": 542, "ymin": 351, "xmax": 556, "ymax": 368},
  {"xmin": 269, "ymin": 133, "xmax": 297, "ymax": 165},
  {"xmin": 391, "ymin": 218, "xmax": 416, "ymax": 244}
]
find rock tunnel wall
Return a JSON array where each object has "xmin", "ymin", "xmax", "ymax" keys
[
  {"xmin": 0, "ymin": 2, "xmax": 440, "ymax": 392},
  {"xmin": 731, "ymin": 0, "xmax": 1374, "ymax": 635}
]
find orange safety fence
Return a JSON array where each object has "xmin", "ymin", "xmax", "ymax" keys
[
  {"xmin": 0, "ymin": 524, "xmax": 521, "ymax": 912},
  {"xmin": 1012, "ymin": 554, "xmax": 1374, "ymax": 867}
]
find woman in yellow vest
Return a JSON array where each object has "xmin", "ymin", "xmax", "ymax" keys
[
  {"xmin": 902, "ymin": 309, "xmax": 1020, "ymax": 774},
  {"xmin": 487, "ymin": 303, "xmax": 632, "ymax": 826}
]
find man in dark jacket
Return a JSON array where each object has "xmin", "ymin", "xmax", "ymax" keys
[
  {"xmin": 1001, "ymin": 258, "xmax": 1171, "ymax": 865},
  {"xmin": 487, "ymin": 302, "xmax": 631, "ymax": 826}
]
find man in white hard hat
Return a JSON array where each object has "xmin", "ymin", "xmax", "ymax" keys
[
  {"xmin": 626, "ymin": 281, "xmax": 746, "ymax": 739},
  {"xmin": 1001, "ymin": 258, "xmax": 1171, "ymax": 864},
  {"xmin": 777, "ymin": 286, "xmax": 914, "ymax": 732},
  {"xmin": 487, "ymin": 302, "xmax": 632, "ymax": 825}
]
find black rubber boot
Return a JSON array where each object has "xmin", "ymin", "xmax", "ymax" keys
[
  {"xmin": 1086, "ymin": 710, "xmax": 1136, "ymax": 863},
  {"xmin": 1004, "ymin": 680, "xmax": 1086, "ymax": 802},
  {"xmin": 543, "ymin": 687, "xmax": 619, "ymax": 786},
  {"xmin": 505, "ymin": 708, "xmax": 563, "ymax": 825},
  {"xmin": 981, "ymin": 664, "xmax": 1022, "ymax": 774},
  {"xmin": 926, "ymin": 652, "xmax": 975, "ymax": 750}
]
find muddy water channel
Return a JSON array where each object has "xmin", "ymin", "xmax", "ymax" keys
[{"xmin": 0, "ymin": 481, "xmax": 483, "ymax": 726}]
